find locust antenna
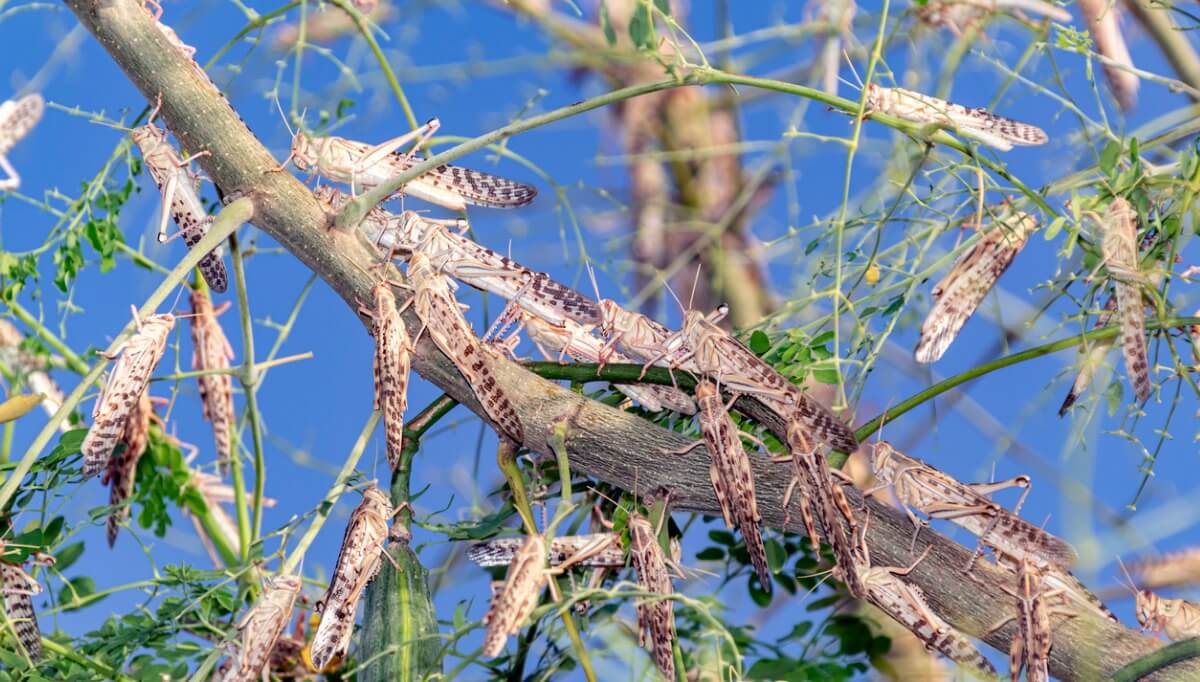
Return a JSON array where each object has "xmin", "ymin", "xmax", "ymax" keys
[
  {"xmin": 687, "ymin": 263, "xmax": 702, "ymax": 311},
  {"xmin": 273, "ymin": 93, "xmax": 295, "ymax": 139},
  {"xmin": 844, "ymin": 51, "xmax": 864, "ymax": 90}
]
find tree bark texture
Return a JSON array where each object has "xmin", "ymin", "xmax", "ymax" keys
[{"xmin": 63, "ymin": 1, "xmax": 1193, "ymax": 678}]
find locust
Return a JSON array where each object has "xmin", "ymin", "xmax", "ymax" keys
[
  {"xmin": 286, "ymin": 120, "xmax": 536, "ymax": 210},
  {"xmin": 102, "ymin": 389, "xmax": 155, "ymax": 546},
  {"xmin": 1099, "ymin": 197, "xmax": 1151, "ymax": 404},
  {"xmin": 648, "ymin": 305, "xmax": 859, "ymax": 452},
  {"xmin": 481, "ymin": 531, "xmax": 618, "ymax": 657},
  {"xmin": 781, "ymin": 420, "xmax": 866, "ymax": 598},
  {"xmin": 1119, "ymin": 559, "xmax": 1200, "ymax": 640},
  {"xmin": 361, "ymin": 282, "xmax": 411, "ymax": 470},
  {"xmin": 1128, "ymin": 548, "xmax": 1200, "ymax": 591},
  {"xmin": 983, "ymin": 558, "xmax": 1074, "ymax": 682},
  {"xmin": 190, "ymin": 289, "xmax": 234, "ymax": 472},
  {"xmin": 406, "ymin": 251, "xmax": 524, "ymax": 444},
  {"xmin": 314, "ymin": 187, "xmax": 600, "ymax": 327},
  {"xmin": 628, "ymin": 507, "xmax": 678, "ymax": 681},
  {"xmin": 0, "ymin": 93, "xmax": 43, "ymax": 191},
  {"xmin": 132, "ymin": 116, "xmax": 229, "ymax": 293},
  {"xmin": 1058, "ymin": 294, "xmax": 1118, "ymax": 415},
  {"xmin": 915, "ymin": 211, "xmax": 1038, "ymax": 363},
  {"xmin": 493, "ymin": 301, "xmax": 695, "ymax": 414},
  {"xmin": 675, "ymin": 380, "xmax": 771, "ymax": 589},
  {"xmin": 868, "ymin": 441, "xmax": 1076, "ymax": 571},
  {"xmin": 468, "ymin": 533, "xmax": 624, "ymax": 569},
  {"xmin": 224, "ymin": 573, "xmax": 302, "ymax": 682},
  {"xmin": 0, "ymin": 561, "xmax": 42, "ymax": 662},
  {"xmin": 0, "ymin": 320, "xmax": 68, "ymax": 429},
  {"xmin": 81, "ymin": 308, "xmax": 175, "ymax": 479},
  {"xmin": 850, "ymin": 520, "xmax": 997, "ymax": 678},
  {"xmin": 861, "ymin": 83, "xmax": 1048, "ymax": 151},
  {"xmin": 310, "ymin": 486, "xmax": 400, "ymax": 671}
]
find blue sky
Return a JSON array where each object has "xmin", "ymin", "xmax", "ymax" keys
[{"xmin": 2, "ymin": 0, "xmax": 1199, "ymax": 677}]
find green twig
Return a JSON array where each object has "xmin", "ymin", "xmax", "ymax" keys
[
  {"xmin": 150, "ymin": 351, "xmax": 312, "ymax": 382},
  {"xmin": 41, "ymin": 637, "xmax": 137, "ymax": 682},
  {"xmin": 228, "ymin": 233, "xmax": 267, "ymax": 543},
  {"xmin": 0, "ymin": 197, "xmax": 254, "ymax": 512},
  {"xmin": 280, "ymin": 410, "xmax": 381, "ymax": 574},
  {"xmin": 1110, "ymin": 638, "xmax": 1200, "ymax": 682},
  {"xmin": 496, "ymin": 439, "xmax": 538, "ymax": 536}
]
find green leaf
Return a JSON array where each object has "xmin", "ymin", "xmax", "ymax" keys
[
  {"xmin": 1099, "ymin": 139, "xmax": 1121, "ymax": 175},
  {"xmin": 598, "ymin": 1, "xmax": 617, "ymax": 46},
  {"xmin": 59, "ymin": 576, "xmax": 98, "ymax": 611},
  {"xmin": 749, "ymin": 330, "xmax": 771, "ymax": 356},
  {"xmin": 708, "ymin": 530, "xmax": 736, "ymax": 546},
  {"xmin": 811, "ymin": 369, "xmax": 839, "ymax": 385},
  {"xmin": 55, "ymin": 542, "xmax": 85, "ymax": 572},
  {"xmin": 695, "ymin": 546, "xmax": 725, "ymax": 561},
  {"xmin": 653, "ymin": 0, "xmax": 670, "ymax": 14},
  {"xmin": 748, "ymin": 575, "xmax": 771, "ymax": 606},
  {"xmin": 1043, "ymin": 215, "xmax": 1066, "ymax": 241},
  {"xmin": 1129, "ymin": 136, "xmax": 1140, "ymax": 165},
  {"xmin": 628, "ymin": 2, "xmax": 655, "ymax": 49},
  {"xmin": 1106, "ymin": 379, "xmax": 1123, "ymax": 417}
]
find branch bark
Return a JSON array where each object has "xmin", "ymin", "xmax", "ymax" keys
[{"xmin": 63, "ymin": 1, "xmax": 1194, "ymax": 678}]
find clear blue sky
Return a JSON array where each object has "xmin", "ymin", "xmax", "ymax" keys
[{"xmin": 1, "ymin": 0, "xmax": 1198, "ymax": 677}]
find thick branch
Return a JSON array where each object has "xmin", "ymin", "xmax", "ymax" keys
[{"xmin": 63, "ymin": 2, "xmax": 1192, "ymax": 678}]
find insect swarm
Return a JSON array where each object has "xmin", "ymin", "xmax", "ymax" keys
[
  {"xmin": 309, "ymin": 486, "xmax": 397, "ymax": 670},
  {"xmin": 0, "ymin": 93, "xmax": 43, "ymax": 191},
  {"xmin": 81, "ymin": 307, "xmax": 175, "ymax": 479},
  {"xmin": 190, "ymin": 289, "xmax": 235, "ymax": 472},
  {"xmin": 224, "ymin": 573, "xmax": 302, "ymax": 682}
]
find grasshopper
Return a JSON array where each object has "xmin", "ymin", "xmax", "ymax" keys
[
  {"xmin": 628, "ymin": 505, "xmax": 679, "ymax": 681},
  {"xmin": 675, "ymin": 380, "xmax": 771, "ymax": 589},
  {"xmin": 468, "ymin": 533, "xmax": 624, "ymax": 569},
  {"xmin": 101, "ymin": 389, "xmax": 156, "ymax": 546},
  {"xmin": 315, "ymin": 187, "xmax": 600, "ymax": 327},
  {"xmin": 190, "ymin": 289, "xmax": 234, "ymax": 472},
  {"xmin": 983, "ymin": 558, "xmax": 1075, "ymax": 682},
  {"xmin": 406, "ymin": 251, "xmax": 524, "ymax": 444},
  {"xmin": 82, "ymin": 308, "xmax": 175, "ymax": 479},
  {"xmin": 781, "ymin": 420, "xmax": 866, "ymax": 598},
  {"xmin": 1058, "ymin": 294, "xmax": 1118, "ymax": 415},
  {"xmin": 915, "ymin": 211, "xmax": 1038, "ymax": 363},
  {"xmin": 861, "ymin": 83, "xmax": 1048, "ymax": 151},
  {"xmin": 0, "ymin": 561, "xmax": 42, "ymax": 662},
  {"xmin": 361, "ymin": 282, "xmax": 412, "ymax": 470},
  {"xmin": 1119, "ymin": 559, "xmax": 1200, "ymax": 640},
  {"xmin": 224, "ymin": 573, "xmax": 302, "ymax": 682},
  {"xmin": 310, "ymin": 486, "xmax": 403, "ymax": 671},
  {"xmin": 850, "ymin": 521, "xmax": 997, "ymax": 678},
  {"xmin": 286, "ymin": 120, "xmax": 536, "ymax": 210},
  {"xmin": 132, "ymin": 116, "xmax": 229, "ymax": 293},
  {"xmin": 481, "ymin": 531, "xmax": 619, "ymax": 657},
  {"xmin": 1098, "ymin": 198, "xmax": 1151, "ymax": 404},
  {"xmin": 491, "ymin": 301, "xmax": 695, "ymax": 415},
  {"xmin": 0, "ymin": 93, "xmax": 43, "ymax": 191},
  {"xmin": 1128, "ymin": 549, "xmax": 1200, "ymax": 591},
  {"xmin": 867, "ymin": 442, "xmax": 1077, "ymax": 571}
]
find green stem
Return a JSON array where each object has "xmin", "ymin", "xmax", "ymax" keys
[
  {"xmin": 1110, "ymin": 638, "xmax": 1200, "ymax": 682},
  {"xmin": 41, "ymin": 637, "xmax": 136, "ymax": 681},
  {"xmin": 6, "ymin": 300, "xmax": 89, "ymax": 374},
  {"xmin": 847, "ymin": 316, "xmax": 1200, "ymax": 455},
  {"xmin": 228, "ymin": 233, "xmax": 267, "ymax": 543},
  {"xmin": 280, "ymin": 410, "xmax": 381, "ymax": 574},
  {"xmin": 150, "ymin": 351, "xmax": 312, "ymax": 382},
  {"xmin": 496, "ymin": 439, "xmax": 538, "ymax": 536},
  {"xmin": 548, "ymin": 419, "xmax": 573, "ymax": 506},
  {"xmin": 0, "ymin": 197, "xmax": 253, "ymax": 512}
]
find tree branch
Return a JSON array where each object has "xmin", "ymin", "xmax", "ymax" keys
[{"xmin": 62, "ymin": 1, "xmax": 1192, "ymax": 678}]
